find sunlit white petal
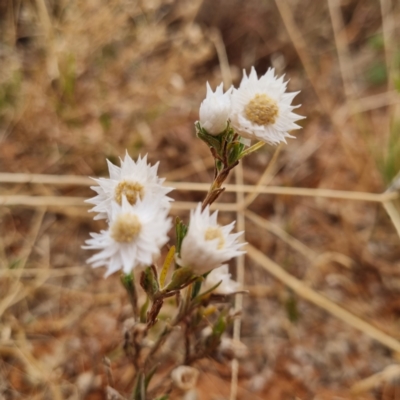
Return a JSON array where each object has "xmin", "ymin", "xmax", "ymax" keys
[
  {"xmin": 230, "ymin": 67, "xmax": 303, "ymax": 145},
  {"xmin": 177, "ymin": 204, "xmax": 245, "ymax": 275},
  {"xmin": 83, "ymin": 196, "xmax": 171, "ymax": 277},
  {"xmin": 86, "ymin": 151, "xmax": 174, "ymax": 220}
]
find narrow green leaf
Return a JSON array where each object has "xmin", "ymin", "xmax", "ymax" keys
[
  {"xmin": 175, "ymin": 217, "xmax": 188, "ymax": 255},
  {"xmin": 213, "ymin": 314, "xmax": 226, "ymax": 336},
  {"xmin": 140, "ymin": 267, "xmax": 159, "ymax": 300},
  {"xmin": 197, "ymin": 130, "xmax": 222, "ymax": 152},
  {"xmin": 160, "ymin": 246, "xmax": 175, "ymax": 288},
  {"xmin": 227, "ymin": 142, "xmax": 242, "ymax": 165},
  {"xmin": 191, "ymin": 279, "xmax": 203, "ymax": 299},
  {"xmin": 165, "ymin": 266, "xmax": 194, "ymax": 291},
  {"xmin": 140, "ymin": 296, "xmax": 149, "ymax": 323}
]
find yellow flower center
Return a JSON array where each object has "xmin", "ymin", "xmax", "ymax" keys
[
  {"xmin": 111, "ymin": 213, "xmax": 142, "ymax": 243},
  {"xmin": 244, "ymin": 93, "xmax": 279, "ymax": 126},
  {"xmin": 114, "ymin": 180, "xmax": 144, "ymax": 206},
  {"xmin": 205, "ymin": 227, "xmax": 225, "ymax": 250}
]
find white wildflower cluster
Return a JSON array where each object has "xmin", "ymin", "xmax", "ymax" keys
[
  {"xmin": 84, "ymin": 67, "xmax": 304, "ymax": 287},
  {"xmin": 81, "ymin": 65, "xmax": 303, "ymax": 399},
  {"xmin": 83, "ymin": 152, "xmax": 173, "ymax": 277},
  {"xmin": 199, "ymin": 67, "xmax": 303, "ymax": 145},
  {"xmin": 84, "ymin": 153, "xmax": 244, "ymax": 285}
]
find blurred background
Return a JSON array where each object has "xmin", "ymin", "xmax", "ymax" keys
[{"xmin": 1, "ymin": 0, "xmax": 400, "ymax": 398}]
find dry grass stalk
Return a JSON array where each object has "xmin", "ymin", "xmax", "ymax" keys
[
  {"xmin": 0, "ymin": 209, "xmax": 46, "ymax": 317},
  {"xmin": 1, "ymin": 172, "xmax": 398, "ymax": 201},
  {"xmin": 334, "ymin": 90, "xmax": 400, "ymax": 122},
  {"xmin": 245, "ymin": 209, "xmax": 355, "ymax": 271},
  {"xmin": 351, "ymin": 364, "xmax": 400, "ymax": 394},
  {"xmin": 239, "ymin": 143, "xmax": 283, "ymax": 210},
  {"xmin": 247, "ymin": 244, "xmax": 400, "ymax": 354},
  {"xmin": 0, "ymin": 172, "xmax": 92, "ymax": 186},
  {"xmin": 165, "ymin": 157, "xmax": 215, "ymax": 181},
  {"xmin": 379, "ymin": 0, "xmax": 394, "ymax": 90},
  {"xmin": 327, "ymin": 0, "xmax": 356, "ymax": 101},
  {"xmin": 383, "ymin": 200, "xmax": 400, "ymax": 239},
  {"xmin": 34, "ymin": 0, "xmax": 59, "ymax": 80},
  {"xmin": 209, "ymin": 26, "xmax": 242, "ymax": 400},
  {"xmin": 274, "ymin": 0, "xmax": 363, "ymax": 174},
  {"xmin": 245, "ymin": 209, "xmax": 317, "ymax": 260},
  {"xmin": 231, "ymin": 164, "xmax": 245, "ymax": 400},
  {"xmin": 272, "ymin": 0, "xmax": 326, "ymax": 109},
  {"xmin": 0, "ymin": 195, "xmax": 87, "ymax": 207}
]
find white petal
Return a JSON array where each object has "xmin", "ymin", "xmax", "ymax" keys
[{"xmin": 230, "ymin": 67, "xmax": 303, "ymax": 145}]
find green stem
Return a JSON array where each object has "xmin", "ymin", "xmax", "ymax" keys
[{"xmin": 121, "ymin": 273, "xmax": 139, "ymax": 320}]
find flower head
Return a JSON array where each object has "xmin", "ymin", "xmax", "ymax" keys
[
  {"xmin": 199, "ymin": 82, "xmax": 232, "ymax": 135},
  {"xmin": 83, "ymin": 196, "xmax": 171, "ymax": 276},
  {"xmin": 230, "ymin": 67, "xmax": 303, "ymax": 145},
  {"xmin": 87, "ymin": 152, "xmax": 173, "ymax": 220},
  {"xmin": 202, "ymin": 264, "xmax": 239, "ymax": 295},
  {"xmin": 177, "ymin": 204, "xmax": 245, "ymax": 275},
  {"xmin": 171, "ymin": 366, "xmax": 199, "ymax": 391}
]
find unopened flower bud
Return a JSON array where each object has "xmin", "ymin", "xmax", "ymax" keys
[
  {"xmin": 171, "ymin": 366, "xmax": 199, "ymax": 391},
  {"xmin": 199, "ymin": 83, "xmax": 232, "ymax": 135}
]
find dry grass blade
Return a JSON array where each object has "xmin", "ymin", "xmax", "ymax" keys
[
  {"xmin": 327, "ymin": 0, "xmax": 355, "ymax": 101},
  {"xmin": 0, "ymin": 266, "xmax": 84, "ymax": 278},
  {"xmin": 0, "ymin": 208, "xmax": 46, "ymax": 317},
  {"xmin": 165, "ymin": 157, "xmax": 215, "ymax": 181},
  {"xmin": 231, "ymin": 163, "xmax": 245, "ymax": 400},
  {"xmin": 0, "ymin": 172, "xmax": 92, "ymax": 186},
  {"xmin": 208, "ymin": 28, "xmax": 232, "ymax": 90},
  {"xmin": 165, "ymin": 201, "xmax": 239, "ymax": 212},
  {"xmin": 334, "ymin": 91, "xmax": 400, "ymax": 122},
  {"xmin": 0, "ymin": 195, "xmax": 87, "ymax": 207},
  {"xmin": 1, "ymin": 173, "xmax": 398, "ymax": 201},
  {"xmin": 382, "ymin": 201, "xmax": 400, "ymax": 239},
  {"xmin": 0, "ymin": 196, "xmax": 240, "ymax": 212},
  {"xmin": 245, "ymin": 209, "xmax": 318, "ymax": 260},
  {"xmin": 209, "ymin": 25, "xmax": 242, "ymax": 400},
  {"xmin": 379, "ymin": 0, "xmax": 394, "ymax": 89},
  {"xmin": 274, "ymin": 0, "xmax": 362, "ymax": 173},
  {"xmin": 34, "ymin": 0, "xmax": 59, "ymax": 80},
  {"xmin": 351, "ymin": 364, "xmax": 400, "ymax": 394},
  {"xmin": 239, "ymin": 143, "xmax": 283, "ymax": 210},
  {"xmin": 245, "ymin": 210, "xmax": 355, "ymax": 270},
  {"xmin": 273, "ymin": 0, "xmax": 327, "ymax": 109},
  {"xmin": 247, "ymin": 244, "xmax": 400, "ymax": 354}
]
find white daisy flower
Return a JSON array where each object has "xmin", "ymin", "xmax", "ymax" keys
[
  {"xmin": 199, "ymin": 82, "xmax": 232, "ymax": 135},
  {"xmin": 230, "ymin": 67, "xmax": 303, "ymax": 145},
  {"xmin": 87, "ymin": 152, "xmax": 173, "ymax": 220},
  {"xmin": 177, "ymin": 204, "xmax": 245, "ymax": 276},
  {"xmin": 202, "ymin": 264, "xmax": 239, "ymax": 295},
  {"xmin": 83, "ymin": 196, "xmax": 171, "ymax": 277}
]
